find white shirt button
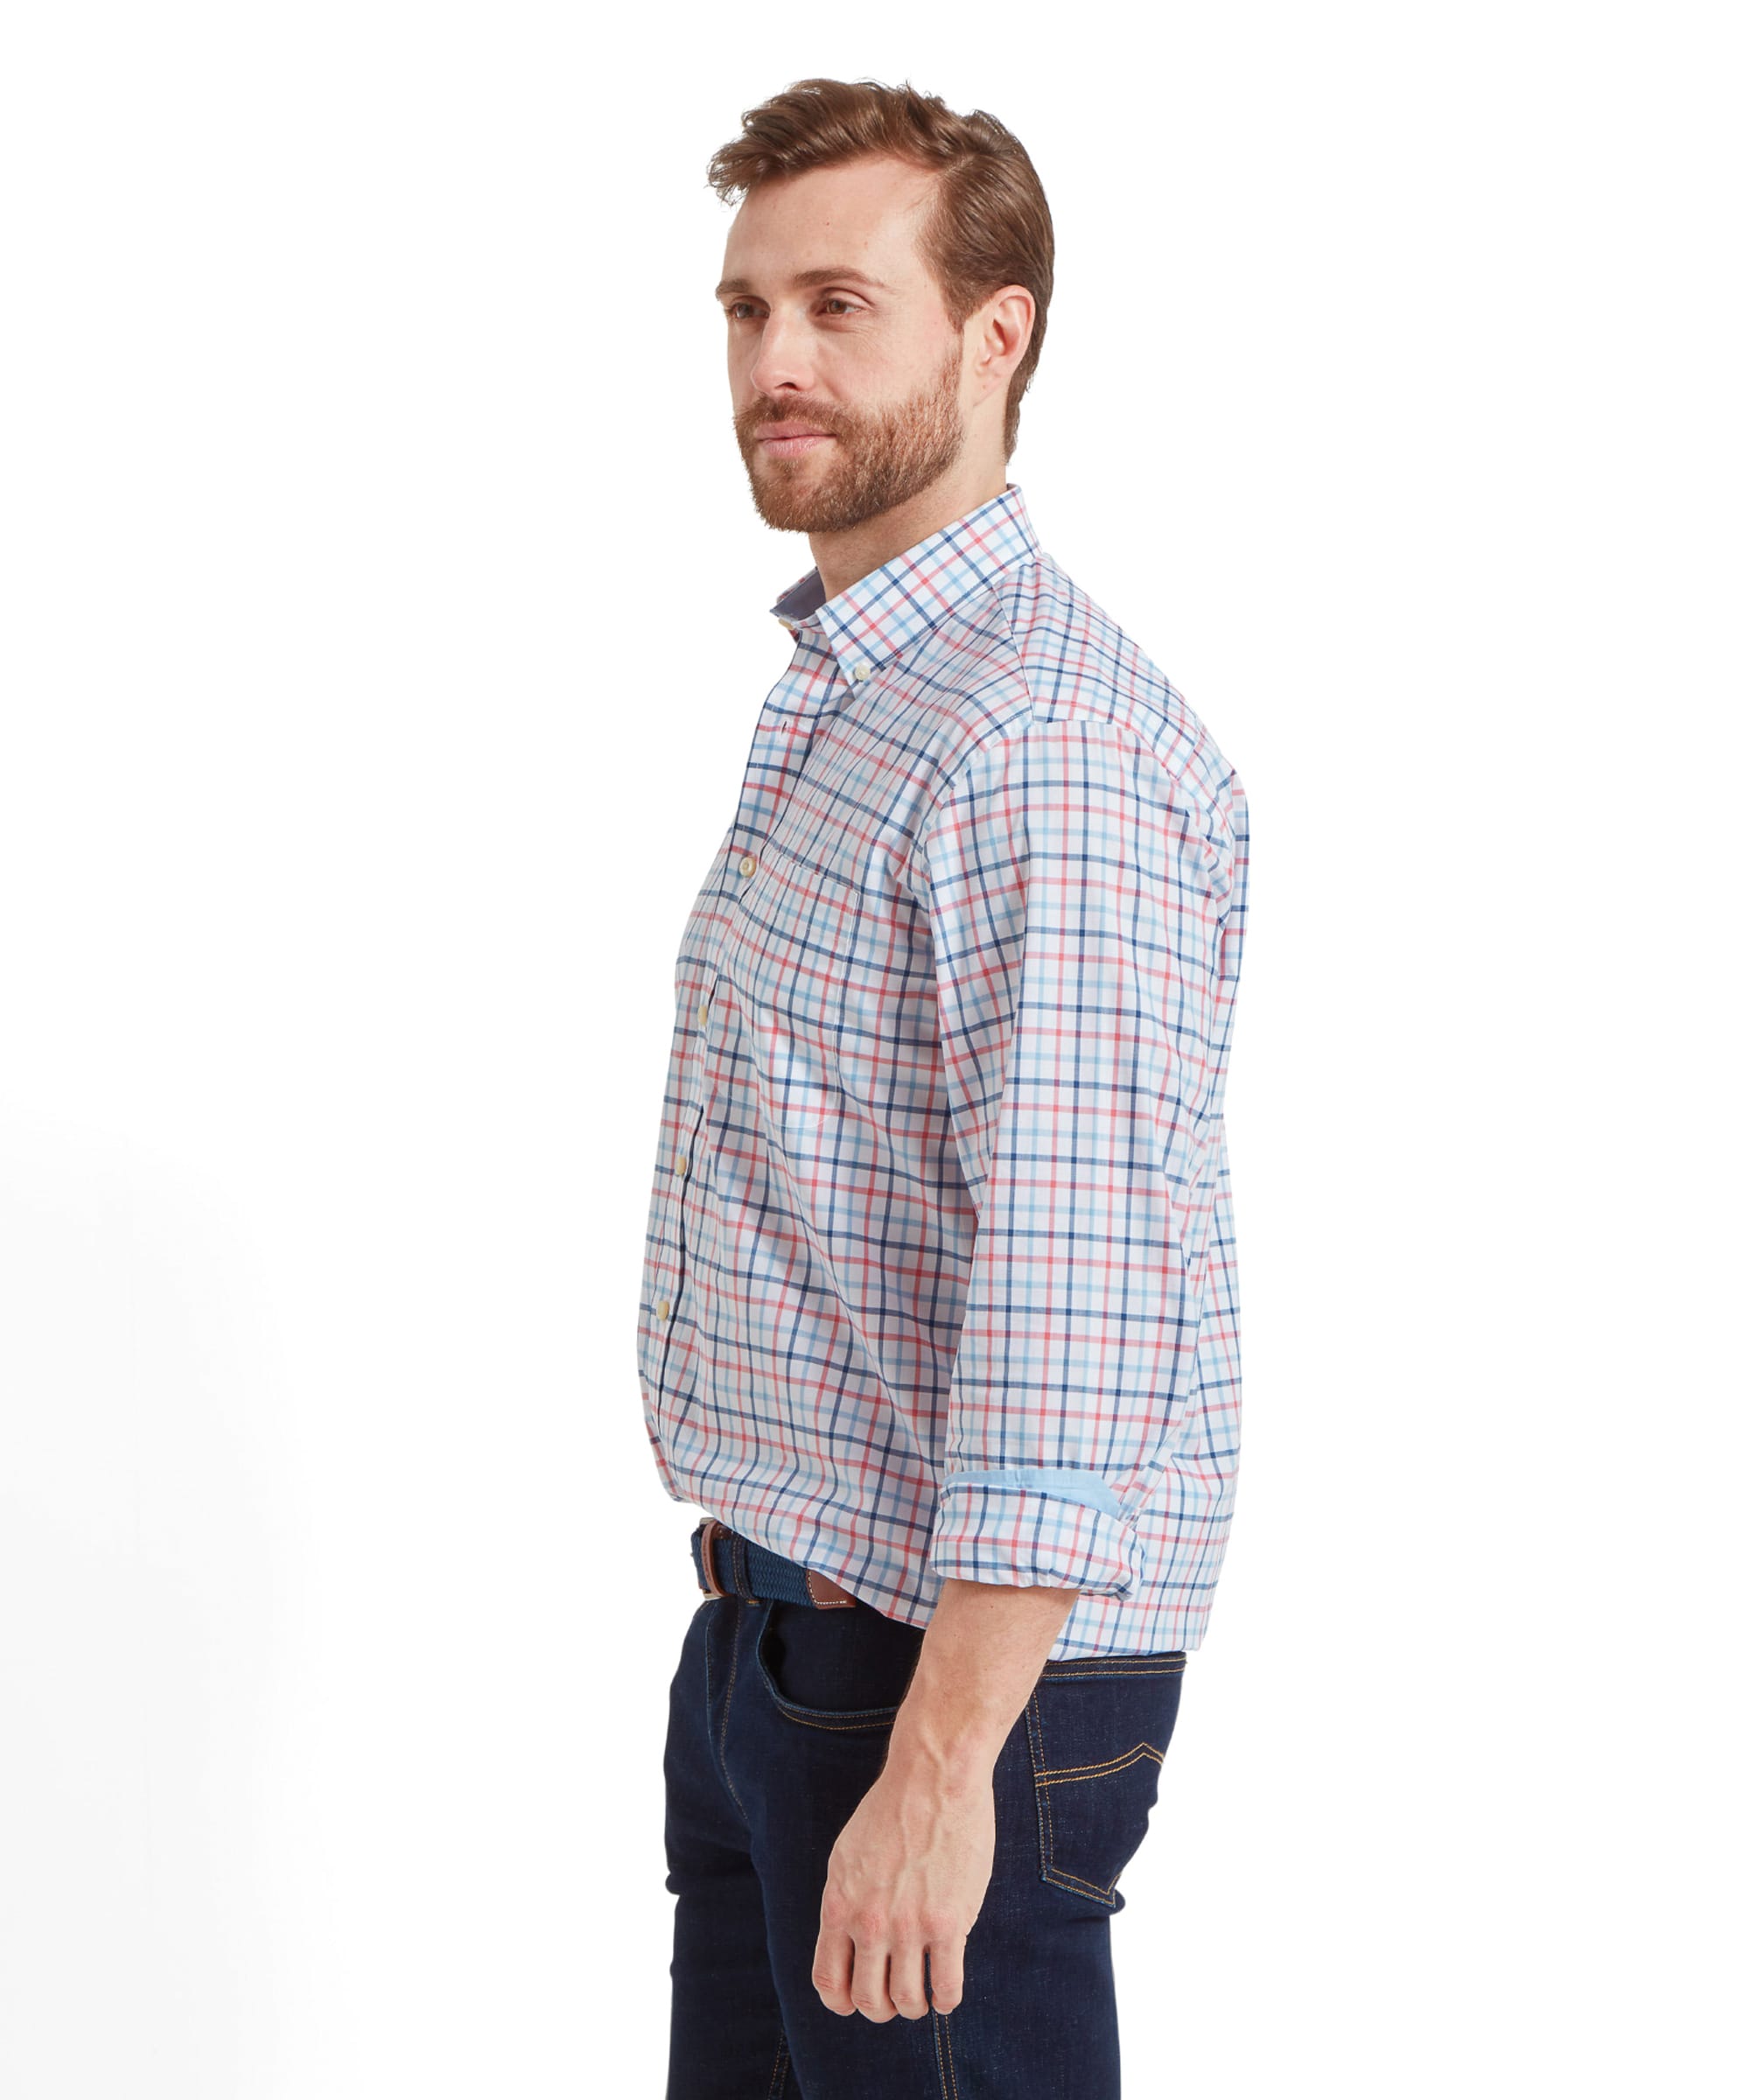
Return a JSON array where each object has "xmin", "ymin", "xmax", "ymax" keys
[
  {"xmin": 676, "ymin": 1153, "xmax": 688, "ymax": 1176},
  {"xmin": 738, "ymin": 852, "xmax": 757, "ymax": 876},
  {"xmin": 656, "ymin": 1298, "xmax": 670, "ymax": 1321},
  {"xmin": 850, "ymin": 664, "xmax": 870, "ymax": 682}
]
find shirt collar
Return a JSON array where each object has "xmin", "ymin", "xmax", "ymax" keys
[{"xmin": 768, "ymin": 480, "xmax": 1041, "ymax": 683}]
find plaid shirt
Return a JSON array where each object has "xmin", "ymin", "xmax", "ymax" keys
[{"xmin": 635, "ymin": 481, "xmax": 1250, "ymax": 1656}]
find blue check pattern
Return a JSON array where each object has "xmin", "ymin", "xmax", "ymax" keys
[{"xmin": 635, "ymin": 481, "xmax": 1250, "ymax": 1656}]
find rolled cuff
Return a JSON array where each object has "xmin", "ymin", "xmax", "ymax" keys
[{"xmin": 927, "ymin": 1469, "xmax": 1145, "ymax": 1599}]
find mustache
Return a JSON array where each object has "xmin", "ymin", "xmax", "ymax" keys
[{"xmin": 742, "ymin": 409, "xmax": 846, "ymax": 436}]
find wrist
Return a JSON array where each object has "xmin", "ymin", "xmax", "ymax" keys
[{"xmin": 886, "ymin": 1703, "xmax": 1004, "ymax": 1791}]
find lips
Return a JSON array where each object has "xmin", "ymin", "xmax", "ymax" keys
[{"xmin": 759, "ymin": 430, "xmax": 834, "ymax": 458}]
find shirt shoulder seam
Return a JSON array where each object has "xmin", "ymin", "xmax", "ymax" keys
[{"xmin": 916, "ymin": 652, "xmax": 1230, "ymax": 878}]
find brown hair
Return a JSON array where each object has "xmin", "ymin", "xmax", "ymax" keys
[{"xmin": 706, "ymin": 77, "xmax": 1054, "ymax": 460}]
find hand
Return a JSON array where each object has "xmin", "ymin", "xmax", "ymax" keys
[{"xmin": 811, "ymin": 1754, "xmax": 996, "ymax": 2020}]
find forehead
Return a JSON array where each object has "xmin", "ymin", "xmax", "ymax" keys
[{"xmin": 720, "ymin": 156, "xmax": 939, "ymax": 289}]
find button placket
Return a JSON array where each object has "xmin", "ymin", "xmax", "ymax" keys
[{"xmin": 653, "ymin": 648, "xmax": 829, "ymax": 1425}]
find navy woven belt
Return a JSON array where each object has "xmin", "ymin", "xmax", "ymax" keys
[{"xmin": 690, "ymin": 1516, "xmax": 859, "ymax": 1609}]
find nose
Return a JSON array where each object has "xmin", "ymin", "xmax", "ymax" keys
[{"xmin": 746, "ymin": 304, "xmax": 818, "ymax": 401}]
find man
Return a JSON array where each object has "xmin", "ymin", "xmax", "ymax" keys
[{"xmin": 639, "ymin": 76, "xmax": 1250, "ymax": 2098}]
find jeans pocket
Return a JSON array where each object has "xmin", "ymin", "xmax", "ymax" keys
[
  {"xmin": 752, "ymin": 1597, "xmax": 926, "ymax": 1732},
  {"xmin": 1026, "ymin": 1652, "xmax": 1187, "ymax": 1910}
]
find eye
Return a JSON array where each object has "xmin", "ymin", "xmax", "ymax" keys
[{"xmin": 721, "ymin": 296, "xmax": 863, "ymax": 321}]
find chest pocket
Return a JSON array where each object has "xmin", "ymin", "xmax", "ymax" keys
[
  {"xmin": 726, "ymin": 831, "xmax": 944, "ymax": 1129},
  {"xmin": 724, "ymin": 837, "xmax": 864, "ymax": 1066}
]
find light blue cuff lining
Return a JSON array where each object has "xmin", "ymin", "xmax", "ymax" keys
[{"xmin": 941, "ymin": 1467, "xmax": 1125, "ymax": 1519}]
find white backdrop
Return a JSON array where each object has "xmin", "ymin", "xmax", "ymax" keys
[{"xmin": 2, "ymin": 6, "xmax": 1736, "ymax": 2095}]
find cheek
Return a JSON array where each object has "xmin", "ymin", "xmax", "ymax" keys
[{"xmin": 855, "ymin": 327, "xmax": 947, "ymax": 400}]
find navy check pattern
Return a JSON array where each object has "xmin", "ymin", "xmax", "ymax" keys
[{"xmin": 635, "ymin": 482, "xmax": 1250, "ymax": 1657}]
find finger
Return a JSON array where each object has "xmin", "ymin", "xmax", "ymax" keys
[
  {"xmin": 888, "ymin": 1939, "xmax": 931, "ymax": 2021},
  {"xmin": 812, "ymin": 1922, "xmax": 857, "ymax": 2017},
  {"xmin": 926, "ymin": 1936, "xmax": 966, "ymax": 2017},
  {"xmin": 850, "ymin": 1941, "xmax": 897, "ymax": 2022}
]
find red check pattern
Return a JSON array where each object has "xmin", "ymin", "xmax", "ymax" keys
[{"xmin": 635, "ymin": 482, "xmax": 1250, "ymax": 1656}]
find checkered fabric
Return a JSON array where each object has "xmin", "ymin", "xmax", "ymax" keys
[{"xmin": 635, "ymin": 481, "xmax": 1250, "ymax": 1657}]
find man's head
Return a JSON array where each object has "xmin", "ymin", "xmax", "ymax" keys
[{"xmin": 708, "ymin": 78, "xmax": 1054, "ymax": 536}]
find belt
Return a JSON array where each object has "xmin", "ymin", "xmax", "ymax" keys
[{"xmin": 690, "ymin": 1516, "xmax": 859, "ymax": 1609}]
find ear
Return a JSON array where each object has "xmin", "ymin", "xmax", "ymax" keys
[{"xmin": 970, "ymin": 284, "xmax": 1035, "ymax": 396}]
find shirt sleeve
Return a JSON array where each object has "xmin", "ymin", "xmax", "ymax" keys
[{"xmin": 914, "ymin": 716, "xmax": 1237, "ymax": 1600}]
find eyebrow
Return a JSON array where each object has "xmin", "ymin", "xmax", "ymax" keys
[{"xmin": 714, "ymin": 266, "xmax": 893, "ymax": 300}]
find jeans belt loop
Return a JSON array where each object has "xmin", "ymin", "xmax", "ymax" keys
[{"xmin": 732, "ymin": 1532, "xmax": 760, "ymax": 1606}]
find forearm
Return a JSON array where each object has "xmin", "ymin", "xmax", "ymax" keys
[{"xmin": 884, "ymin": 1575, "xmax": 1079, "ymax": 1788}]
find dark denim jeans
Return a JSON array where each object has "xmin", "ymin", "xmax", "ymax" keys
[{"xmin": 662, "ymin": 1535, "xmax": 1187, "ymax": 2097}]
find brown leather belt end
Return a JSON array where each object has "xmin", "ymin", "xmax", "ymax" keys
[{"xmin": 803, "ymin": 1567, "xmax": 858, "ymax": 1609}]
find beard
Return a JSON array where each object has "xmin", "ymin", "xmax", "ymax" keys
[{"xmin": 733, "ymin": 339, "xmax": 967, "ymax": 534}]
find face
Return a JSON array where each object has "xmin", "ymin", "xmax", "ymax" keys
[{"xmin": 717, "ymin": 157, "xmax": 970, "ymax": 534}]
